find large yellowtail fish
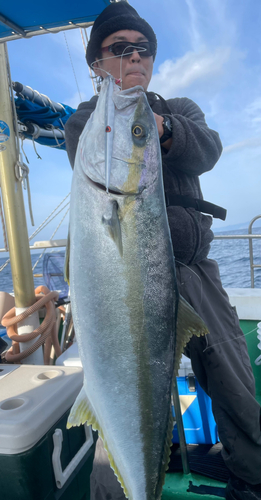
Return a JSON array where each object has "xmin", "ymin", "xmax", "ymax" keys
[{"xmin": 66, "ymin": 76, "xmax": 207, "ymax": 500}]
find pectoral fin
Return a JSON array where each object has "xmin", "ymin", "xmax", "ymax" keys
[
  {"xmin": 174, "ymin": 295, "xmax": 209, "ymax": 375},
  {"xmin": 102, "ymin": 200, "xmax": 123, "ymax": 256}
]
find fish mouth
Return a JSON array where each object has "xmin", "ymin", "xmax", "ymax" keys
[
  {"xmin": 84, "ymin": 170, "xmax": 143, "ymax": 196},
  {"xmin": 112, "ymin": 156, "xmax": 145, "ymax": 167}
]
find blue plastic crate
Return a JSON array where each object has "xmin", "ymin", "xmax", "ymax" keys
[{"xmin": 172, "ymin": 374, "xmax": 219, "ymax": 445}]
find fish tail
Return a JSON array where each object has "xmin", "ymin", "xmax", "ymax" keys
[{"xmin": 67, "ymin": 387, "xmax": 130, "ymax": 499}]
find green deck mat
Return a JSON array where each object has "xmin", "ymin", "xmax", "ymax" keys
[
  {"xmin": 240, "ymin": 320, "xmax": 261, "ymax": 397},
  {"xmin": 162, "ymin": 472, "xmax": 226, "ymax": 499}
]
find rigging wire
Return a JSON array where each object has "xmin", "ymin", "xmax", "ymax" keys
[
  {"xmin": 0, "ymin": 193, "xmax": 70, "ymax": 273},
  {"xmin": 30, "ymin": 201, "xmax": 70, "ymax": 241},
  {"xmin": 80, "ymin": 28, "xmax": 97, "ymax": 96},
  {"xmin": 0, "ymin": 257, "xmax": 10, "ymax": 273},
  {"xmin": 28, "ymin": 193, "xmax": 70, "ymax": 241},
  {"xmin": 32, "ymin": 205, "xmax": 70, "ymax": 271},
  {"xmin": 63, "ymin": 31, "xmax": 82, "ymax": 103},
  {"xmin": 79, "ymin": 27, "xmax": 87, "ymax": 52}
]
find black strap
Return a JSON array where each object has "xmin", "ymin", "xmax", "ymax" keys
[
  {"xmin": 146, "ymin": 92, "xmax": 227, "ymax": 221},
  {"xmin": 165, "ymin": 193, "xmax": 227, "ymax": 221},
  {"xmin": 146, "ymin": 91, "xmax": 173, "ymax": 114}
]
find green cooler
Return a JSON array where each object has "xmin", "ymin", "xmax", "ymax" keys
[{"xmin": 0, "ymin": 364, "xmax": 95, "ymax": 500}]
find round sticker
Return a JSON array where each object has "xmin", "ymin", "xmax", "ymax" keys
[{"xmin": 0, "ymin": 121, "xmax": 10, "ymax": 143}]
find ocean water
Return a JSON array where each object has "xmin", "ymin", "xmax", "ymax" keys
[
  {"xmin": 208, "ymin": 227, "xmax": 261, "ymax": 288},
  {"xmin": 0, "ymin": 228, "xmax": 261, "ymax": 294},
  {"xmin": 0, "ymin": 251, "xmax": 66, "ymax": 295}
]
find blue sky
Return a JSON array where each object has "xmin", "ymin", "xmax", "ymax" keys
[{"xmin": 1, "ymin": 0, "xmax": 261, "ymax": 252}]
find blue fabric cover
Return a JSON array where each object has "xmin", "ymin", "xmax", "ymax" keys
[
  {"xmin": 15, "ymin": 97, "xmax": 76, "ymax": 150},
  {"xmin": 0, "ymin": 1, "xmax": 110, "ymax": 40}
]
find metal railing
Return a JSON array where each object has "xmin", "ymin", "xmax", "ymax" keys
[
  {"xmin": 214, "ymin": 215, "xmax": 261, "ymax": 288},
  {"xmin": 249, "ymin": 216, "xmax": 261, "ymax": 287},
  {"xmin": 0, "ymin": 239, "xmax": 67, "ymax": 253},
  {"xmin": 1, "ymin": 218, "xmax": 261, "ymax": 287}
]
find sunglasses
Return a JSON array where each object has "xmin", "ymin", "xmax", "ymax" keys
[{"xmin": 101, "ymin": 41, "xmax": 156, "ymax": 58}]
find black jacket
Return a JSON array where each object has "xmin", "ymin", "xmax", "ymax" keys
[{"xmin": 65, "ymin": 92, "xmax": 222, "ymax": 265}]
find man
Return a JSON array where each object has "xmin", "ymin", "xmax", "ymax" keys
[{"xmin": 65, "ymin": 3, "xmax": 261, "ymax": 500}]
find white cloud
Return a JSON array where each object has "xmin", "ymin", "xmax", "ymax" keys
[
  {"xmin": 244, "ymin": 98, "xmax": 261, "ymax": 129},
  {"xmin": 223, "ymin": 137, "xmax": 261, "ymax": 154},
  {"xmin": 185, "ymin": 0, "xmax": 203, "ymax": 51},
  {"xmin": 150, "ymin": 46, "xmax": 231, "ymax": 98}
]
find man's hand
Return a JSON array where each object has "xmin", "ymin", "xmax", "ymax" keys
[
  {"xmin": 153, "ymin": 112, "xmax": 164, "ymax": 138},
  {"xmin": 153, "ymin": 112, "xmax": 172, "ymax": 150}
]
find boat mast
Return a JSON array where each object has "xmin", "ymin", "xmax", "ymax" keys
[{"xmin": 0, "ymin": 42, "xmax": 42, "ymax": 363}]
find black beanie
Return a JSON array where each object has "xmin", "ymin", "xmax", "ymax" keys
[{"xmin": 86, "ymin": 1, "xmax": 157, "ymax": 67}]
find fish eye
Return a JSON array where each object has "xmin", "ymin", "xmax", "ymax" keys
[
  {"xmin": 131, "ymin": 122, "xmax": 148, "ymax": 147},
  {"xmin": 132, "ymin": 125, "xmax": 143, "ymax": 137}
]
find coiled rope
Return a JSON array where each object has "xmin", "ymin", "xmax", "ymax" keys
[{"xmin": 2, "ymin": 285, "xmax": 62, "ymax": 364}]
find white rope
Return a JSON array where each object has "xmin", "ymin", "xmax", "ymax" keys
[
  {"xmin": 47, "ymin": 140, "xmax": 66, "ymax": 149},
  {"xmin": 14, "ymin": 157, "xmax": 34, "ymax": 226},
  {"xmin": 20, "ymin": 137, "xmax": 30, "ymax": 164},
  {"xmin": 59, "ymin": 118, "xmax": 65, "ymax": 130},
  {"xmin": 46, "ymin": 125, "xmax": 66, "ymax": 148},
  {"xmin": 50, "ymin": 126, "xmax": 62, "ymax": 147},
  {"xmin": 25, "ymin": 85, "xmax": 46, "ymax": 106},
  {"xmin": 32, "ymin": 138, "xmax": 42, "ymax": 159}
]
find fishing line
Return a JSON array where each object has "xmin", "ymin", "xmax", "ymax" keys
[
  {"xmin": 119, "ymin": 45, "xmax": 147, "ymax": 88},
  {"xmin": 90, "ymin": 59, "xmax": 112, "ymax": 80},
  {"xmin": 175, "ymin": 260, "xmax": 258, "ymax": 352},
  {"xmin": 175, "ymin": 259, "xmax": 203, "ymax": 307},
  {"xmin": 202, "ymin": 326, "xmax": 258, "ymax": 353},
  {"xmin": 64, "ymin": 32, "xmax": 82, "ymax": 102},
  {"xmin": 91, "ymin": 45, "xmax": 147, "ymax": 89}
]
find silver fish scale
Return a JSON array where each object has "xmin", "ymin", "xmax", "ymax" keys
[{"xmin": 69, "ymin": 78, "xmax": 178, "ymax": 500}]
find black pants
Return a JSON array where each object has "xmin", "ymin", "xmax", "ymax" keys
[
  {"xmin": 176, "ymin": 258, "xmax": 261, "ymax": 485},
  {"xmin": 90, "ymin": 258, "xmax": 261, "ymax": 499}
]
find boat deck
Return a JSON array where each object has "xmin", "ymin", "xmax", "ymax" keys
[{"xmin": 161, "ymin": 315, "xmax": 261, "ymax": 499}]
